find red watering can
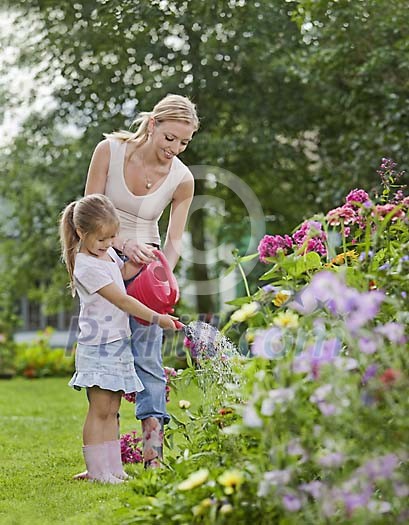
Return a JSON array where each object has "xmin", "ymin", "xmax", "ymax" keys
[{"xmin": 126, "ymin": 249, "xmax": 181, "ymax": 326}]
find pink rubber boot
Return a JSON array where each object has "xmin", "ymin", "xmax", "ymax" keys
[
  {"xmin": 142, "ymin": 417, "xmax": 164, "ymax": 469},
  {"xmin": 105, "ymin": 439, "xmax": 130, "ymax": 480},
  {"xmin": 82, "ymin": 443, "xmax": 124, "ymax": 484}
]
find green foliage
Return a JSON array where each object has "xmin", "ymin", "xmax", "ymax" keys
[
  {"xmin": 0, "ymin": 337, "xmax": 17, "ymax": 377},
  {"xmin": 13, "ymin": 328, "xmax": 75, "ymax": 378},
  {"xmin": 290, "ymin": 0, "xmax": 409, "ymax": 207}
]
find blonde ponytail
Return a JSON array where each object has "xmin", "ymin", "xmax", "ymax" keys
[{"xmin": 59, "ymin": 201, "xmax": 80, "ymax": 296}]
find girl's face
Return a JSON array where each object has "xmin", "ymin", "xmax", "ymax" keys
[
  {"xmin": 149, "ymin": 119, "xmax": 195, "ymax": 162},
  {"xmin": 78, "ymin": 226, "xmax": 118, "ymax": 258}
]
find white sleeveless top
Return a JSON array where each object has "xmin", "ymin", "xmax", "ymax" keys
[{"xmin": 105, "ymin": 139, "xmax": 190, "ymax": 245}]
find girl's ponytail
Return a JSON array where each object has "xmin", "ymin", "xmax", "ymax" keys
[{"xmin": 59, "ymin": 201, "xmax": 80, "ymax": 296}]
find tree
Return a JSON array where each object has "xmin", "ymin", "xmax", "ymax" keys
[
  {"xmin": 291, "ymin": 0, "xmax": 409, "ymax": 204},
  {"xmin": 1, "ymin": 0, "xmax": 312, "ymax": 318}
]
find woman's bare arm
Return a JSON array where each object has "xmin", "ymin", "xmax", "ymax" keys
[{"xmin": 163, "ymin": 173, "xmax": 194, "ymax": 270}]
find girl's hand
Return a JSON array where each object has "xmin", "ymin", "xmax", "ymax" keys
[
  {"xmin": 157, "ymin": 314, "xmax": 179, "ymax": 331},
  {"xmin": 123, "ymin": 240, "xmax": 157, "ymax": 264}
]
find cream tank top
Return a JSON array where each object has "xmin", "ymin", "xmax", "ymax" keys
[{"xmin": 105, "ymin": 139, "xmax": 190, "ymax": 245}]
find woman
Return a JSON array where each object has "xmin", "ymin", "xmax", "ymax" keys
[{"xmin": 84, "ymin": 94, "xmax": 199, "ymax": 468}]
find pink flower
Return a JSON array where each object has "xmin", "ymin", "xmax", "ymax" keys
[
  {"xmin": 257, "ymin": 234, "xmax": 293, "ymax": 263},
  {"xmin": 292, "ymin": 221, "xmax": 327, "ymax": 256},
  {"xmin": 345, "ymin": 188, "xmax": 371, "ymax": 206},
  {"xmin": 326, "ymin": 205, "xmax": 357, "ymax": 226},
  {"xmin": 122, "ymin": 392, "xmax": 136, "ymax": 403},
  {"xmin": 305, "ymin": 238, "xmax": 327, "ymax": 256},
  {"xmin": 120, "ymin": 431, "xmax": 143, "ymax": 463},
  {"xmin": 373, "ymin": 204, "xmax": 406, "ymax": 222}
]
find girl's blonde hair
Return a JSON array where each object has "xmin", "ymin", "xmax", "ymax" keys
[
  {"xmin": 59, "ymin": 194, "xmax": 120, "ymax": 295},
  {"xmin": 105, "ymin": 93, "xmax": 199, "ymax": 145}
]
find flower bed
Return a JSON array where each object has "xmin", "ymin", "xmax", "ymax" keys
[{"xmin": 120, "ymin": 159, "xmax": 408, "ymax": 524}]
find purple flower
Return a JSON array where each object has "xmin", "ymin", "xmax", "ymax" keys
[
  {"xmin": 294, "ymin": 339, "xmax": 341, "ymax": 376},
  {"xmin": 344, "ymin": 290, "xmax": 385, "ymax": 333},
  {"xmin": 299, "ymin": 481, "xmax": 324, "ymax": 499},
  {"xmin": 375, "ymin": 322, "xmax": 407, "ymax": 344},
  {"xmin": 343, "ymin": 489, "xmax": 372, "ymax": 515},
  {"xmin": 317, "ymin": 452, "xmax": 345, "ymax": 468},
  {"xmin": 290, "ymin": 271, "xmax": 345, "ymax": 315},
  {"xmin": 318, "ymin": 402, "xmax": 338, "ymax": 416},
  {"xmin": 380, "ymin": 157, "xmax": 397, "ymax": 171},
  {"xmin": 243, "ymin": 403, "xmax": 263, "ymax": 428},
  {"xmin": 394, "ymin": 482, "xmax": 409, "ymax": 498},
  {"xmin": 261, "ymin": 387, "xmax": 295, "ymax": 415},
  {"xmin": 282, "ymin": 492, "xmax": 303, "ymax": 512},
  {"xmin": 287, "ymin": 439, "xmax": 308, "ymax": 461},
  {"xmin": 257, "ymin": 234, "xmax": 293, "ymax": 263},
  {"xmin": 260, "ymin": 469, "xmax": 292, "ymax": 490},
  {"xmin": 261, "ymin": 284, "xmax": 278, "ymax": 293},
  {"xmin": 359, "ymin": 454, "xmax": 399, "ymax": 481},
  {"xmin": 361, "ymin": 364, "xmax": 378, "ymax": 384},
  {"xmin": 310, "ymin": 383, "xmax": 332, "ymax": 403},
  {"xmin": 358, "ymin": 336, "xmax": 379, "ymax": 355},
  {"xmin": 251, "ymin": 326, "xmax": 285, "ymax": 359},
  {"xmin": 359, "ymin": 250, "xmax": 373, "ymax": 261}
]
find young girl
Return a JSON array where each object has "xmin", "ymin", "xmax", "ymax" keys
[{"xmin": 59, "ymin": 193, "xmax": 177, "ymax": 484}]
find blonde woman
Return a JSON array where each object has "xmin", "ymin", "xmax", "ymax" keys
[{"xmin": 84, "ymin": 94, "xmax": 199, "ymax": 467}]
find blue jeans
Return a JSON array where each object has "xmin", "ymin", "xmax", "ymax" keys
[{"xmin": 130, "ymin": 316, "xmax": 170, "ymax": 424}]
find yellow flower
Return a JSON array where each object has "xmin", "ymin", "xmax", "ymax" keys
[
  {"xmin": 273, "ymin": 310, "xmax": 299, "ymax": 329},
  {"xmin": 192, "ymin": 498, "xmax": 213, "ymax": 516},
  {"xmin": 179, "ymin": 399, "xmax": 191, "ymax": 409},
  {"xmin": 177, "ymin": 469, "xmax": 209, "ymax": 491},
  {"xmin": 331, "ymin": 249, "xmax": 358, "ymax": 266},
  {"xmin": 273, "ymin": 290, "xmax": 292, "ymax": 307},
  {"xmin": 230, "ymin": 302, "xmax": 259, "ymax": 323},
  {"xmin": 217, "ymin": 469, "xmax": 244, "ymax": 493}
]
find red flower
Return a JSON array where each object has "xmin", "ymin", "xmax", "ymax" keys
[{"xmin": 380, "ymin": 368, "xmax": 402, "ymax": 386}]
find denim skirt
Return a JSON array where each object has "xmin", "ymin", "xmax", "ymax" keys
[{"xmin": 68, "ymin": 338, "xmax": 144, "ymax": 394}]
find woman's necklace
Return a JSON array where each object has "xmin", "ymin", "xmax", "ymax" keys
[
  {"xmin": 138, "ymin": 150, "xmax": 153, "ymax": 190},
  {"xmin": 127, "ymin": 144, "xmax": 170, "ymax": 192},
  {"xmin": 127, "ymin": 146, "xmax": 152, "ymax": 190}
]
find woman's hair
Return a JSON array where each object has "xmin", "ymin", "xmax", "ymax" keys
[
  {"xmin": 59, "ymin": 194, "xmax": 120, "ymax": 295},
  {"xmin": 105, "ymin": 93, "xmax": 199, "ymax": 144}
]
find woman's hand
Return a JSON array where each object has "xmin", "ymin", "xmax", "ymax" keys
[
  {"xmin": 157, "ymin": 314, "xmax": 179, "ymax": 331},
  {"xmin": 122, "ymin": 240, "xmax": 157, "ymax": 264}
]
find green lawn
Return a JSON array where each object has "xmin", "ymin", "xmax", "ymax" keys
[{"xmin": 0, "ymin": 376, "xmax": 198, "ymax": 525}]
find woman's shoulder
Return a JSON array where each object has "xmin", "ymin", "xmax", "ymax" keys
[
  {"xmin": 173, "ymin": 156, "xmax": 194, "ymax": 180},
  {"xmin": 92, "ymin": 138, "xmax": 111, "ymax": 158}
]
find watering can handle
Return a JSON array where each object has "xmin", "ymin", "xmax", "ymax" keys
[{"xmin": 152, "ymin": 249, "xmax": 179, "ymax": 302}]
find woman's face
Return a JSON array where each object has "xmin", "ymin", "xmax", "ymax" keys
[{"xmin": 149, "ymin": 120, "xmax": 195, "ymax": 162}]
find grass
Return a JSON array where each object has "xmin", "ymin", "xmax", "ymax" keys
[{"xmin": 0, "ymin": 376, "xmax": 200, "ymax": 525}]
